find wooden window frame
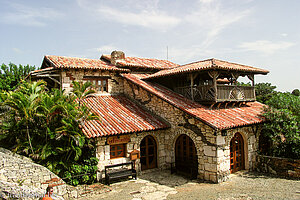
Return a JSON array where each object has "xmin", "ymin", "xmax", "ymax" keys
[
  {"xmin": 110, "ymin": 144, "xmax": 126, "ymax": 159},
  {"xmin": 84, "ymin": 77, "xmax": 109, "ymax": 92}
]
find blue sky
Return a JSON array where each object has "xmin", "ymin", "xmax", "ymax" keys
[{"xmin": 0, "ymin": 0, "xmax": 299, "ymax": 91}]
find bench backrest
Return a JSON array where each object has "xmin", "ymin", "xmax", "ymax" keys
[{"xmin": 105, "ymin": 162, "xmax": 134, "ymax": 173}]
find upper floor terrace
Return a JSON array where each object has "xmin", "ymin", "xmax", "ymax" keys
[{"xmin": 143, "ymin": 58, "xmax": 269, "ymax": 105}]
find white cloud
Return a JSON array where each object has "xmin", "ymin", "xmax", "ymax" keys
[
  {"xmin": 239, "ymin": 40, "xmax": 295, "ymax": 54},
  {"xmin": 12, "ymin": 47, "xmax": 23, "ymax": 54},
  {"xmin": 162, "ymin": 46, "xmax": 218, "ymax": 64},
  {"xmin": 185, "ymin": 1, "xmax": 251, "ymax": 48},
  {"xmin": 1, "ymin": 3, "xmax": 63, "ymax": 27},
  {"xmin": 91, "ymin": 45, "xmax": 119, "ymax": 54},
  {"xmin": 77, "ymin": 0, "xmax": 180, "ymax": 31},
  {"xmin": 97, "ymin": 6, "xmax": 180, "ymax": 30},
  {"xmin": 198, "ymin": 0, "xmax": 215, "ymax": 4}
]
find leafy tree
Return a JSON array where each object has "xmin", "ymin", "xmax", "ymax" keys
[
  {"xmin": 2, "ymin": 81, "xmax": 46, "ymax": 155},
  {"xmin": 262, "ymin": 92, "xmax": 300, "ymax": 159},
  {"xmin": 236, "ymin": 82, "xmax": 251, "ymax": 86},
  {"xmin": 71, "ymin": 81, "xmax": 95, "ymax": 106},
  {"xmin": 0, "ymin": 80, "xmax": 99, "ymax": 185},
  {"xmin": 292, "ymin": 89, "xmax": 300, "ymax": 96},
  {"xmin": 0, "ymin": 63, "xmax": 35, "ymax": 91},
  {"xmin": 255, "ymin": 82, "xmax": 277, "ymax": 104}
]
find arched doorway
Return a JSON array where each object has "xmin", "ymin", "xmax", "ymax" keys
[
  {"xmin": 140, "ymin": 135, "xmax": 157, "ymax": 170},
  {"xmin": 175, "ymin": 134, "xmax": 198, "ymax": 178},
  {"xmin": 230, "ymin": 133, "xmax": 245, "ymax": 173}
]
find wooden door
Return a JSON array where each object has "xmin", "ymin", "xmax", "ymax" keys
[
  {"xmin": 140, "ymin": 135, "xmax": 157, "ymax": 170},
  {"xmin": 230, "ymin": 133, "xmax": 245, "ymax": 173},
  {"xmin": 175, "ymin": 135, "xmax": 198, "ymax": 178}
]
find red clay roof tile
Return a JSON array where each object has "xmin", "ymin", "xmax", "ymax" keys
[
  {"xmin": 122, "ymin": 74, "xmax": 266, "ymax": 130},
  {"xmin": 43, "ymin": 55, "xmax": 129, "ymax": 72},
  {"xmin": 81, "ymin": 95, "xmax": 169, "ymax": 138},
  {"xmin": 144, "ymin": 58, "xmax": 269, "ymax": 79},
  {"xmin": 101, "ymin": 54, "xmax": 178, "ymax": 70}
]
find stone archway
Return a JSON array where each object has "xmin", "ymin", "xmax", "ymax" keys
[
  {"xmin": 140, "ymin": 135, "xmax": 157, "ymax": 170},
  {"xmin": 175, "ymin": 134, "xmax": 198, "ymax": 178},
  {"xmin": 230, "ymin": 132, "xmax": 245, "ymax": 173}
]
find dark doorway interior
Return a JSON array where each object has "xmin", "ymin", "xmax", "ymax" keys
[
  {"xmin": 230, "ymin": 133, "xmax": 245, "ymax": 173},
  {"xmin": 175, "ymin": 134, "xmax": 198, "ymax": 178},
  {"xmin": 140, "ymin": 135, "xmax": 157, "ymax": 170}
]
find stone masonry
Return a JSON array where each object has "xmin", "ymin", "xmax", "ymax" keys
[
  {"xmin": 56, "ymin": 69, "xmax": 261, "ymax": 183},
  {"xmin": 61, "ymin": 69, "xmax": 124, "ymax": 94},
  {"xmin": 116, "ymin": 79, "xmax": 261, "ymax": 183},
  {"xmin": 0, "ymin": 148, "xmax": 66, "ymax": 199}
]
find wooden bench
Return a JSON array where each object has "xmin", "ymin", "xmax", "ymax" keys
[{"xmin": 105, "ymin": 162, "xmax": 137, "ymax": 185}]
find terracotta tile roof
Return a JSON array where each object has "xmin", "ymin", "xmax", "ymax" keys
[
  {"xmin": 101, "ymin": 55, "xmax": 179, "ymax": 70},
  {"xmin": 31, "ymin": 67, "xmax": 54, "ymax": 73},
  {"xmin": 122, "ymin": 74, "xmax": 266, "ymax": 130},
  {"xmin": 81, "ymin": 95, "xmax": 169, "ymax": 138},
  {"xmin": 43, "ymin": 55, "xmax": 129, "ymax": 72},
  {"xmin": 217, "ymin": 78, "xmax": 230, "ymax": 84},
  {"xmin": 144, "ymin": 58, "xmax": 269, "ymax": 79}
]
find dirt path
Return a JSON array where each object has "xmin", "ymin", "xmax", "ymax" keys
[{"xmin": 78, "ymin": 170, "xmax": 300, "ymax": 200}]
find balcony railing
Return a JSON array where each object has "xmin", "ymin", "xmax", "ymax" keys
[{"xmin": 174, "ymin": 85, "xmax": 255, "ymax": 103}]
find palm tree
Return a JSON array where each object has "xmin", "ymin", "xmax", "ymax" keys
[
  {"xmin": 71, "ymin": 81, "xmax": 96, "ymax": 106},
  {"xmin": 2, "ymin": 80, "xmax": 46, "ymax": 155}
]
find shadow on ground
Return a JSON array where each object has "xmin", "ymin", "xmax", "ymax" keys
[
  {"xmin": 138, "ymin": 169, "xmax": 203, "ymax": 188},
  {"xmin": 235, "ymin": 171, "xmax": 300, "ymax": 181}
]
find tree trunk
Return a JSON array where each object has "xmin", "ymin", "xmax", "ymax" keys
[{"xmin": 26, "ymin": 125, "xmax": 34, "ymax": 155}]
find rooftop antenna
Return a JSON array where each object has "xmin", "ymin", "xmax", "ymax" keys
[{"xmin": 166, "ymin": 46, "xmax": 169, "ymax": 60}]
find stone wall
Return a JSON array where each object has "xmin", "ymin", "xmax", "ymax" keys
[
  {"xmin": 122, "ymin": 79, "xmax": 228, "ymax": 183},
  {"xmin": 61, "ymin": 69, "xmax": 124, "ymax": 95},
  {"xmin": 0, "ymin": 148, "xmax": 103, "ymax": 199},
  {"xmin": 96, "ymin": 130, "xmax": 169, "ymax": 180},
  {"xmin": 0, "ymin": 148, "xmax": 66, "ymax": 199},
  {"xmin": 216, "ymin": 126, "xmax": 260, "ymax": 182},
  {"xmin": 256, "ymin": 155, "xmax": 300, "ymax": 179},
  {"xmin": 120, "ymin": 79, "xmax": 261, "ymax": 183}
]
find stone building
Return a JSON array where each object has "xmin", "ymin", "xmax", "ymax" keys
[{"xmin": 30, "ymin": 51, "xmax": 269, "ymax": 183}]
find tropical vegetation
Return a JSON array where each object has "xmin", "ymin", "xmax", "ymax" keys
[
  {"xmin": 237, "ymin": 81, "xmax": 299, "ymax": 159},
  {"xmin": 0, "ymin": 80, "xmax": 99, "ymax": 185},
  {"xmin": 261, "ymin": 92, "xmax": 300, "ymax": 159},
  {"xmin": 0, "ymin": 63, "xmax": 35, "ymax": 91}
]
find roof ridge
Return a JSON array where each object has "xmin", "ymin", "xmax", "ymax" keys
[
  {"xmin": 46, "ymin": 55, "xmax": 104, "ymax": 61},
  {"xmin": 212, "ymin": 58, "xmax": 269, "ymax": 71},
  {"xmin": 101, "ymin": 54, "xmax": 178, "ymax": 62},
  {"xmin": 178, "ymin": 58, "xmax": 214, "ymax": 68}
]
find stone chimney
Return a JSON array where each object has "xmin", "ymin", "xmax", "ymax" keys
[{"xmin": 110, "ymin": 51, "xmax": 125, "ymax": 65}]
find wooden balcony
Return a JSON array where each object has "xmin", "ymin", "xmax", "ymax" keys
[{"xmin": 174, "ymin": 85, "xmax": 255, "ymax": 103}]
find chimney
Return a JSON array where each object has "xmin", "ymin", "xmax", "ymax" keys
[{"xmin": 110, "ymin": 51, "xmax": 125, "ymax": 65}]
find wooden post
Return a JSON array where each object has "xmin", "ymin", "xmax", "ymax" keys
[
  {"xmin": 190, "ymin": 73, "xmax": 194, "ymax": 101},
  {"xmin": 208, "ymin": 71, "xmax": 219, "ymax": 102},
  {"xmin": 247, "ymin": 74, "xmax": 255, "ymax": 99},
  {"xmin": 247, "ymin": 74, "xmax": 255, "ymax": 86}
]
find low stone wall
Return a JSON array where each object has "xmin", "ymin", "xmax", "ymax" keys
[
  {"xmin": 0, "ymin": 148, "xmax": 67, "ymax": 199},
  {"xmin": 0, "ymin": 147, "xmax": 106, "ymax": 199},
  {"xmin": 256, "ymin": 154, "xmax": 300, "ymax": 179}
]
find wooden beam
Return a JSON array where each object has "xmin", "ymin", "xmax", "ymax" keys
[
  {"xmin": 231, "ymin": 72, "xmax": 240, "ymax": 84},
  {"xmin": 37, "ymin": 75, "xmax": 61, "ymax": 85},
  {"xmin": 247, "ymin": 74, "xmax": 255, "ymax": 86},
  {"xmin": 225, "ymin": 102, "xmax": 229, "ymax": 108},
  {"xmin": 208, "ymin": 71, "xmax": 219, "ymax": 102},
  {"xmin": 190, "ymin": 73, "xmax": 195, "ymax": 101}
]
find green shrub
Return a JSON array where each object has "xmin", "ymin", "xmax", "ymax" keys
[
  {"xmin": 262, "ymin": 92, "xmax": 300, "ymax": 159},
  {"xmin": 64, "ymin": 157, "xmax": 98, "ymax": 186}
]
